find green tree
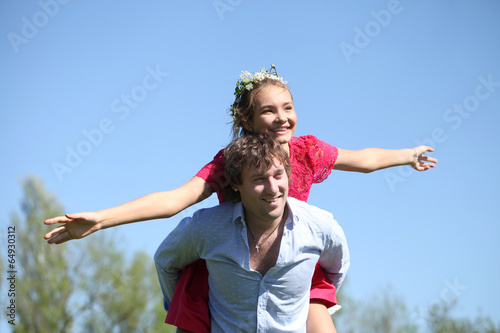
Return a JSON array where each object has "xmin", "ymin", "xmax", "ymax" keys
[
  {"xmin": 15, "ymin": 176, "xmax": 74, "ymax": 332},
  {"xmin": 334, "ymin": 284, "xmax": 418, "ymax": 333},
  {"xmin": 427, "ymin": 301, "xmax": 500, "ymax": 333},
  {"xmin": 9, "ymin": 175, "xmax": 173, "ymax": 333},
  {"xmin": 78, "ymin": 237, "xmax": 169, "ymax": 332},
  {"xmin": 334, "ymin": 281, "xmax": 500, "ymax": 333}
]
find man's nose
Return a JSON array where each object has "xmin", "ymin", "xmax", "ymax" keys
[{"xmin": 265, "ymin": 178, "xmax": 279, "ymax": 194}]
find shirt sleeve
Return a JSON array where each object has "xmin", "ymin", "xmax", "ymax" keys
[
  {"xmin": 154, "ymin": 217, "xmax": 200, "ymax": 311},
  {"xmin": 194, "ymin": 149, "xmax": 227, "ymax": 194},
  {"xmin": 318, "ymin": 218, "xmax": 350, "ymax": 295},
  {"xmin": 308, "ymin": 135, "xmax": 339, "ymax": 183}
]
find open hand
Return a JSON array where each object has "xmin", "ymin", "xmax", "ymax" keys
[
  {"xmin": 44, "ymin": 212, "xmax": 102, "ymax": 244},
  {"xmin": 411, "ymin": 146, "xmax": 438, "ymax": 171}
]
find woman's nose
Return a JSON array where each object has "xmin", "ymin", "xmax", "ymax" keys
[{"xmin": 275, "ymin": 110, "xmax": 286, "ymax": 123}]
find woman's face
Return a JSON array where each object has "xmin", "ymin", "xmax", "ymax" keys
[{"xmin": 247, "ymin": 85, "xmax": 297, "ymax": 146}]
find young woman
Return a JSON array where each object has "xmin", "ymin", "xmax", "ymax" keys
[{"xmin": 44, "ymin": 66, "xmax": 437, "ymax": 332}]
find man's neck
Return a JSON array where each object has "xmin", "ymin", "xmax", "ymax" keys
[{"xmin": 245, "ymin": 204, "xmax": 288, "ymax": 236}]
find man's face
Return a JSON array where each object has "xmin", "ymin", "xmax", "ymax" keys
[{"xmin": 234, "ymin": 158, "xmax": 289, "ymax": 225}]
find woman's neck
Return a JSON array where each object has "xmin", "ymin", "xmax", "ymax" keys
[{"xmin": 281, "ymin": 142, "xmax": 290, "ymax": 155}]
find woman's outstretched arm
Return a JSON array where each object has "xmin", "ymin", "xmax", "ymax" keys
[
  {"xmin": 334, "ymin": 145, "xmax": 437, "ymax": 173},
  {"xmin": 44, "ymin": 177, "xmax": 212, "ymax": 244}
]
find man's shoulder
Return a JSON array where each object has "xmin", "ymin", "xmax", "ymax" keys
[
  {"xmin": 288, "ymin": 197, "xmax": 335, "ymax": 224},
  {"xmin": 191, "ymin": 201, "xmax": 235, "ymax": 220},
  {"xmin": 187, "ymin": 201, "xmax": 239, "ymax": 231},
  {"xmin": 288, "ymin": 198, "xmax": 346, "ymax": 247}
]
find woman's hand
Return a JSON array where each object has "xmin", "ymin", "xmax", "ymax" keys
[
  {"xmin": 410, "ymin": 146, "xmax": 438, "ymax": 171},
  {"xmin": 44, "ymin": 212, "xmax": 102, "ymax": 244}
]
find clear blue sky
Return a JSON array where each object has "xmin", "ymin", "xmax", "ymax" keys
[{"xmin": 1, "ymin": 0, "xmax": 499, "ymax": 330}]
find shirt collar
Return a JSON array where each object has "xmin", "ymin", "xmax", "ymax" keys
[{"xmin": 232, "ymin": 200, "xmax": 245, "ymax": 225}]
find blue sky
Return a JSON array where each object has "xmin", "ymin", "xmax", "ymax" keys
[{"xmin": 1, "ymin": 0, "xmax": 499, "ymax": 330}]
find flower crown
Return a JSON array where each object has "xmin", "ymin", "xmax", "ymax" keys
[{"xmin": 230, "ymin": 64, "xmax": 287, "ymax": 121}]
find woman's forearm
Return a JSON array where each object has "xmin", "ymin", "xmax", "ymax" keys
[
  {"xmin": 361, "ymin": 147, "xmax": 414, "ymax": 172},
  {"xmin": 99, "ymin": 177, "xmax": 211, "ymax": 228}
]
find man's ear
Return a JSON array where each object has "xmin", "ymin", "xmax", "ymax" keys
[{"xmin": 230, "ymin": 181, "xmax": 239, "ymax": 192}]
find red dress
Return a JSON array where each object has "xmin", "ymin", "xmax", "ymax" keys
[{"xmin": 165, "ymin": 135, "xmax": 339, "ymax": 332}]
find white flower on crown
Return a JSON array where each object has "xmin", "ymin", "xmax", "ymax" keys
[
  {"xmin": 254, "ymin": 72, "xmax": 265, "ymax": 81},
  {"xmin": 236, "ymin": 69, "xmax": 287, "ymax": 93},
  {"xmin": 240, "ymin": 71, "xmax": 252, "ymax": 80},
  {"xmin": 231, "ymin": 65, "xmax": 287, "ymax": 121}
]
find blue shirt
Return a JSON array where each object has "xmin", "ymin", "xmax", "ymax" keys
[{"xmin": 154, "ymin": 197, "xmax": 349, "ymax": 333}]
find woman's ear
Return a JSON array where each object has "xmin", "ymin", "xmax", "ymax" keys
[{"xmin": 241, "ymin": 119, "xmax": 253, "ymax": 132}]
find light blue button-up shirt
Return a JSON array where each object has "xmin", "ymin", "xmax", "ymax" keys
[{"xmin": 155, "ymin": 197, "xmax": 349, "ymax": 332}]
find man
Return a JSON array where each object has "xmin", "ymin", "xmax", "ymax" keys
[{"xmin": 154, "ymin": 133, "xmax": 349, "ymax": 332}]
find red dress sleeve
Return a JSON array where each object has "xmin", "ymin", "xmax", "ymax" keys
[
  {"xmin": 289, "ymin": 135, "xmax": 338, "ymax": 201},
  {"xmin": 195, "ymin": 149, "xmax": 240, "ymax": 203},
  {"xmin": 195, "ymin": 149, "xmax": 228, "ymax": 204},
  {"xmin": 306, "ymin": 135, "xmax": 338, "ymax": 183}
]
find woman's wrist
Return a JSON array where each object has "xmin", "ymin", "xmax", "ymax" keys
[
  {"xmin": 95, "ymin": 210, "xmax": 112, "ymax": 229},
  {"xmin": 409, "ymin": 148, "xmax": 418, "ymax": 169}
]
